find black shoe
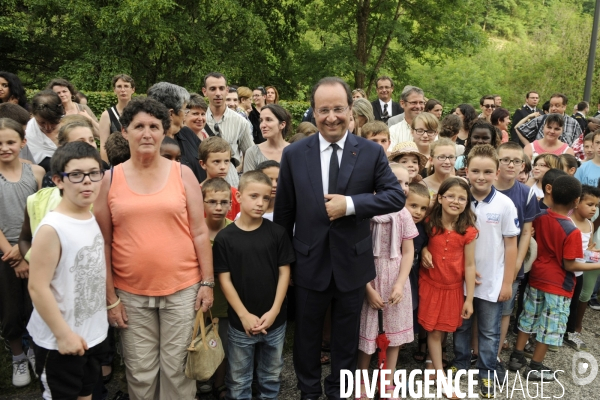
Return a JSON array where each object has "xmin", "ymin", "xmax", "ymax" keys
[
  {"xmin": 112, "ymin": 391, "xmax": 130, "ymax": 400},
  {"xmin": 523, "ymin": 364, "xmax": 555, "ymax": 381},
  {"xmin": 508, "ymin": 352, "xmax": 527, "ymax": 371}
]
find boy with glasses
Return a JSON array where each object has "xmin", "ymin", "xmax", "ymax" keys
[{"xmin": 493, "ymin": 142, "xmax": 540, "ymax": 362}]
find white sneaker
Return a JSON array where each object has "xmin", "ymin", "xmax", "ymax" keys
[
  {"xmin": 27, "ymin": 350, "xmax": 38, "ymax": 378},
  {"xmin": 12, "ymin": 358, "xmax": 31, "ymax": 387}
]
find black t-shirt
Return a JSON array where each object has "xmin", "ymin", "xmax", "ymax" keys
[
  {"xmin": 539, "ymin": 198, "xmax": 548, "ymax": 210},
  {"xmin": 409, "ymin": 222, "xmax": 428, "ymax": 310},
  {"xmin": 175, "ymin": 127, "xmax": 205, "ymax": 183},
  {"xmin": 213, "ymin": 219, "xmax": 295, "ymax": 333}
]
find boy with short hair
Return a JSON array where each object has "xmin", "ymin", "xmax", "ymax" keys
[
  {"xmin": 199, "ymin": 137, "xmax": 240, "ymax": 220},
  {"xmin": 160, "ymin": 136, "xmax": 181, "ymax": 162},
  {"xmin": 508, "ymin": 176, "xmax": 600, "ymax": 380},
  {"xmin": 27, "ymin": 142, "xmax": 108, "ymax": 399},
  {"xmin": 213, "ymin": 171, "xmax": 294, "ymax": 399},
  {"xmin": 575, "ymin": 130, "xmax": 600, "ymax": 186},
  {"xmin": 494, "ymin": 142, "xmax": 540, "ymax": 358},
  {"xmin": 539, "ymin": 169, "xmax": 568, "ymax": 210},
  {"xmin": 202, "ymin": 178, "xmax": 233, "ymax": 399},
  {"xmin": 360, "ymin": 121, "xmax": 391, "ymax": 153},
  {"xmin": 452, "ymin": 144, "xmax": 519, "ymax": 398},
  {"xmin": 405, "ymin": 183, "xmax": 430, "ymax": 360},
  {"xmin": 583, "ymin": 132, "xmax": 595, "ymax": 162},
  {"xmin": 104, "ymin": 131, "xmax": 130, "ymax": 167}
]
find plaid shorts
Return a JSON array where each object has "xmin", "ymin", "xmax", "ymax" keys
[{"xmin": 518, "ymin": 285, "xmax": 571, "ymax": 346}]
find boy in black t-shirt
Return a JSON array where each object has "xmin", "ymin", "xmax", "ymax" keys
[{"xmin": 213, "ymin": 171, "xmax": 294, "ymax": 400}]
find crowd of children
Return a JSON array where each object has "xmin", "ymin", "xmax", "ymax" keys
[{"xmin": 2, "ymin": 88, "xmax": 600, "ymax": 400}]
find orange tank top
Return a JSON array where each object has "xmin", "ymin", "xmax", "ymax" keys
[{"xmin": 108, "ymin": 162, "xmax": 201, "ymax": 296}]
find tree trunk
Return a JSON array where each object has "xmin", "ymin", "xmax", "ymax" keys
[{"xmin": 355, "ymin": 0, "xmax": 370, "ymax": 92}]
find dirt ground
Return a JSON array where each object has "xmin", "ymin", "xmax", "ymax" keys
[{"xmin": 2, "ymin": 310, "xmax": 599, "ymax": 400}]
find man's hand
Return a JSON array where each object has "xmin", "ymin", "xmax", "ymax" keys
[
  {"xmin": 498, "ymin": 282, "xmax": 512, "ymax": 302},
  {"xmin": 240, "ymin": 313, "xmax": 261, "ymax": 337},
  {"xmin": 195, "ymin": 286, "xmax": 214, "ymax": 312},
  {"xmin": 324, "ymin": 194, "xmax": 347, "ymax": 221},
  {"xmin": 57, "ymin": 330, "xmax": 88, "ymax": 356}
]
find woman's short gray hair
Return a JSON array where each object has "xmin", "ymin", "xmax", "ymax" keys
[
  {"xmin": 147, "ymin": 82, "xmax": 190, "ymax": 114},
  {"xmin": 352, "ymin": 98, "xmax": 375, "ymax": 123}
]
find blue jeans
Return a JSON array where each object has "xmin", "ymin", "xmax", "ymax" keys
[
  {"xmin": 226, "ymin": 323, "xmax": 286, "ymax": 400},
  {"xmin": 452, "ymin": 298, "xmax": 503, "ymax": 379}
]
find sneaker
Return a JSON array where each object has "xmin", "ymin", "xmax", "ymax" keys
[
  {"xmin": 12, "ymin": 358, "xmax": 31, "ymax": 387},
  {"xmin": 589, "ymin": 298, "xmax": 600, "ymax": 310},
  {"xmin": 523, "ymin": 341, "xmax": 535, "ymax": 358},
  {"xmin": 27, "ymin": 349, "xmax": 38, "ymax": 379},
  {"xmin": 547, "ymin": 344, "xmax": 559, "ymax": 352},
  {"xmin": 508, "ymin": 352, "xmax": 527, "ymax": 371},
  {"xmin": 523, "ymin": 364, "xmax": 555, "ymax": 381},
  {"xmin": 564, "ymin": 332, "xmax": 589, "ymax": 351},
  {"xmin": 470, "ymin": 350, "xmax": 479, "ymax": 365},
  {"xmin": 479, "ymin": 378, "xmax": 495, "ymax": 398}
]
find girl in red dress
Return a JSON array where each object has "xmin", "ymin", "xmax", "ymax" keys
[{"xmin": 419, "ymin": 177, "xmax": 477, "ymax": 397}]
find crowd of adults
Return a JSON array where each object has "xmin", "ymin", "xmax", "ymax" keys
[{"xmin": 2, "ymin": 68, "xmax": 600, "ymax": 400}]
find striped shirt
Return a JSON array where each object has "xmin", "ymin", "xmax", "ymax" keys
[{"xmin": 206, "ymin": 107, "xmax": 254, "ymax": 188}]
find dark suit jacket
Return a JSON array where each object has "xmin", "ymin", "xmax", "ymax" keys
[
  {"xmin": 511, "ymin": 105, "xmax": 538, "ymax": 145},
  {"xmin": 573, "ymin": 112, "xmax": 588, "ymax": 133},
  {"xmin": 274, "ymin": 132, "xmax": 405, "ymax": 293},
  {"xmin": 371, "ymin": 100, "xmax": 403, "ymax": 122}
]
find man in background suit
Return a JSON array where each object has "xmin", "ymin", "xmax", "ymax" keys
[
  {"xmin": 511, "ymin": 91, "xmax": 540, "ymax": 146},
  {"xmin": 572, "ymin": 101, "xmax": 589, "ymax": 133},
  {"xmin": 274, "ymin": 77, "xmax": 404, "ymax": 400},
  {"xmin": 371, "ymin": 76, "xmax": 403, "ymax": 123}
]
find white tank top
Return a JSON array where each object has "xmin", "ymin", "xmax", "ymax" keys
[
  {"xmin": 27, "ymin": 211, "xmax": 108, "ymax": 350},
  {"xmin": 569, "ymin": 217, "xmax": 593, "ymax": 277}
]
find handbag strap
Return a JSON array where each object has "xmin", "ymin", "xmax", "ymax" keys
[{"xmin": 190, "ymin": 309, "xmax": 219, "ymax": 351}]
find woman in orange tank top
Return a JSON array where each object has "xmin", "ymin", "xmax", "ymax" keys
[{"xmin": 94, "ymin": 95, "xmax": 214, "ymax": 399}]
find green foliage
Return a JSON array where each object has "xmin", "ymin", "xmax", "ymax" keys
[{"xmin": 279, "ymin": 100, "xmax": 310, "ymax": 128}]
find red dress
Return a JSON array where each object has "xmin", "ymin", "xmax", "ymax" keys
[{"xmin": 418, "ymin": 226, "xmax": 477, "ymax": 332}]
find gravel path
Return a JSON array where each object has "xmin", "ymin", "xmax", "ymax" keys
[{"xmin": 2, "ymin": 311, "xmax": 599, "ymax": 399}]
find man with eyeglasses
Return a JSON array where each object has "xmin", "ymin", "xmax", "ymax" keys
[
  {"xmin": 479, "ymin": 95, "xmax": 496, "ymax": 122},
  {"xmin": 388, "ymin": 86, "xmax": 426, "ymax": 150},
  {"xmin": 515, "ymin": 93, "xmax": 582, "ymax": 147},
  {"xmin": 248, "ymin": 86, "xmax": 267, "ymax": 144},
  {"xmin": 510, "ymin": 92, "xmax": 540, "ymax": 147},
  {"xmin": 275, "ymin": 77, "xmax": 404, "ymax": 400},
  {"xmin": 371, "ymin": 76, "xmax": 403, "ymax": 123},
  {"xmin": 203, "ymin": 72, "xmax": 254, "ymax": 188}
]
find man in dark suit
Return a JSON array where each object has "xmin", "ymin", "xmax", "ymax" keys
[
  {"xmin": 274, "ymin": 77, "xmax": 405, "ymax": 400},
  {"xmin": 572, "ymin": 101, "xmax": 589, "ymax": 133},
  {"xmin": 371, "ymin": 76, "xmax": 403, "ymax": 123},
  {"xmin": 511, "ymin": 91, "xmax": 540, "ymax": 146},
  {"xmin": 594, "ymin": 98, "xmax": 600, "ymax": 118}
]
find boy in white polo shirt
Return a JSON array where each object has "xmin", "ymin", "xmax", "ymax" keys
[{"xmin": 451, "ymin": 144, "xmax": 519, "ymax": 399}]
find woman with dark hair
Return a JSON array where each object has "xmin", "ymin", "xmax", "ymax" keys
[
  {"xmin": 0, "ymin": 72, "xmax": 28, "ymax": 110},
  {"xmin": 265, "ymin": 86, "xmax": 279, "ymax": 104},
  {"xmin": 491, "ymin": 107, "xmax": 511, "ymax": 143},
  {"xmin": 94, "ymin": 97, "xmax": 214, "ymax": 399},
  {"xmin": 425, "ymin": 99, "xmax": 443, "ymax": 120},
  {"xmin": 46, "ymin": 78, "xmax": 99, "ymax": 135},
  {"xmin": 25, "ymin": 91, "xmax": 64, "ymax": 171},
  {"xmin": 453, "ymin": 104, "xmax": 478, "ymax": 146},
  {"xmin": 185, "ymin": 93, "xmax": 209, "ymax": 140},
  {"xmin": 243, "ymin": 104, "xmax": 290, "ymax": 172}
]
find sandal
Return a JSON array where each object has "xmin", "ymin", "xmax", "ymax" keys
[
  {"xmin": 212, "ymin": 384, "xmax": 226, "ymax": 400},
  {"xmin": 355, "ymin": 379, "xmax": 374, "ymax": 399},
  {"xmin": 412, "ymin": 337, "xmax": 427, "ymax": 363},
  {"xmin": 320, "ymin": 351, "xmax": 331, "ymax": 365}
]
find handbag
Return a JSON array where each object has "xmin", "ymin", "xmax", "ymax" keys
[{"xmin": 184, "ymin": 309, "xmax": 225, "ymax": 381}]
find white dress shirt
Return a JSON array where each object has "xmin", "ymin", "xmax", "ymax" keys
[
  {"xmin": 379, "ymin": 99, "xmax": 393, "ymax": 116},
  {"xmin": 318, "ymin": 132, "xmax": 355, "ymax": 215},
  {"xmin": 389, "ymin": 119, "xmax": 412, "ymax": 150}
]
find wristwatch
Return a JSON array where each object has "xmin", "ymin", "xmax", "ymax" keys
[{"xmin": 199, "ymin": 281, "xmax": 215, "ymax": 288}]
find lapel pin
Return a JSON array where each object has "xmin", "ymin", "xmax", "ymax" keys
[{"xmin": 351, "ymin": 151, "xmax": 357, "ymax": 156}]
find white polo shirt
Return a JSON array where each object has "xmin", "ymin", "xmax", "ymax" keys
[{"xmin": 470, "ymin": 186, "xmax": 520, "ymax": 302}]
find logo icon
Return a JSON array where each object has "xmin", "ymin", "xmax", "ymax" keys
[
  {"xmin": 572, "ymin": 352, "xmax": 598, "ymax": 386},
  {"xmin": 209, "ymin": 339, "xmax": 218, "ymax": 348}
]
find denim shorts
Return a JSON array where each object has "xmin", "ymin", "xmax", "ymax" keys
[
  {"xmin": 501, "ymin": 280, "xmax": 521, "ymax": 316},
  {"xmin": 518, "ymin": 285, "xmax": 570, "ymax": 346}
]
